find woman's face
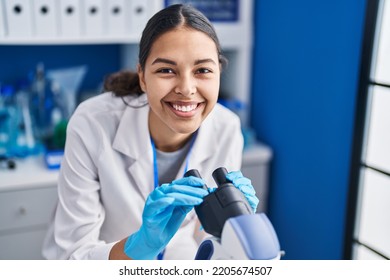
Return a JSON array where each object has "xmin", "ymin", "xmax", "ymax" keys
[{"xmin": 139, "ymin": 27, "xmax": 221, "ymax": 140}]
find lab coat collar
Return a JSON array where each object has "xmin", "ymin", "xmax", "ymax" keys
[
  {"xmin": 112, "ymin": 100, "xmax": 151, "ymax": 160},
  {"xmin": 112, "ymin": 98, "xmax": 154, "ymax": 199}
]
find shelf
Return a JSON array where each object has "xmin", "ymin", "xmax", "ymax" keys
[
  {"xmin": 0, "ymin": 25, "xmax": 251, "ymax": 48},
  {"xmin": 0, "ymin": 35, "xmax": 141, "ymax": 45},
  {"xmin": 0, "ymin": 9, "xmax": 252, "ymax": 48}
]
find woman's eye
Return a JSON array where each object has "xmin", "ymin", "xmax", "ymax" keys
[
  {"xmin": 157, "ymin": 68, "xmax": 174, "ymax": 74},
  {"xmin": 196, "ymin": 68, "xmax": 212, "ymax": 74}
]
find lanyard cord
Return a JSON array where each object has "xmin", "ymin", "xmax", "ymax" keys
[
  {"xmin": 150, "ymin": 138, "xmax": 159, "ymax": 190},
  {"xmin": 149, "ymin": 131, "xmax": 198, "ymax": 260},
  {"xmin": 150, "ymin": 131, "xmax": 198, "ymax": 189}
]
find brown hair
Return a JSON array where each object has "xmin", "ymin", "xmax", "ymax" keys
[{"xmin": 103, "ymin": 4, "xmax": 227, "ymax": 98}]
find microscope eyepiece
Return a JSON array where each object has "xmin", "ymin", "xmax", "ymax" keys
[
  {"xmin": 184, "ymin": 167, "xmax": 252, "ymax": 237},
  {"xmin": 184, "ymin": 169, "xmax": 208, "ymax": 192},
  {"xmin": 212, "ymin": 167, "xmax": 230, "ymax": 188},
  {"xmin": 184, "ymin": 169, "xmax": 202, "ymax": 179}
]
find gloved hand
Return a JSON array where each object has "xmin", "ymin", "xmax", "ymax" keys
[
  {"xmin": 124, "ymin": 176, "xmax": 208, "ymax": 260},
  {"xmin": 226, "ymin": 171, "xmax": 259, "ymax": 213}
]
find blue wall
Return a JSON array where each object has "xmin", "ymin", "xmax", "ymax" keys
[
  {"xmin": 251, "ymin": 0, "xmax": 367, "ymax": 259},
  {"xmin": 0, "ymin": 45, "xmax": 121, "ymax": 92}
]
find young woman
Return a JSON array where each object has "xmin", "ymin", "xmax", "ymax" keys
[{"xmin": 42, "ymin": 4, "xmax": 259, "ymax": 260}]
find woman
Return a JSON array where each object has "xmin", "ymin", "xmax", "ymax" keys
[{"xmin": 42, "ymin": 4, "xmax": 259, "ymax": 260}]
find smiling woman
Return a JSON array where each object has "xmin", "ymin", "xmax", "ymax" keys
[{"xmin": 41, "ymin": 4, "xmax": 258, "ymax": 260}]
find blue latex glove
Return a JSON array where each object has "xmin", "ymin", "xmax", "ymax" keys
[
  {"xmin": 124, "ymin": 176, "xmax": 208, "ymax": 260},
  {"xmin": 226, "ymin": 171, "xmax": 259, "ymax": 213}
]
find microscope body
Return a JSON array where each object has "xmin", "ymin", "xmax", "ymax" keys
[{"xmin": 185, "ymin": 167, "xmax": 282, "ymax": 260}]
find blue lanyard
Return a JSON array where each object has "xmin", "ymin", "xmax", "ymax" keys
[
  {"xmin": 149, "ymin": 131, "xmax": 198, "ymax": 260},
  {"xmin": 150, "ymin": 131, "xmax": 198, "ymax": 189}
]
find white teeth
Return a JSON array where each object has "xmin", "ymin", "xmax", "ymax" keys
[{"xmin": 172, "ymin": 104, "xmax": 197, "ymax": 112}]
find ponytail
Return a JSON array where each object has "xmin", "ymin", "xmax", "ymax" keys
[{"xmin": 103, "ymin": 70, "xmax": 144, "ymax": 97}]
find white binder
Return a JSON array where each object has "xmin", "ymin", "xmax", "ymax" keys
[
  {"xmin": 105, "ymin": 0, "xmax": 126, "ymax": 36},
  {"xmin": 32, "ymin": 0, "xmax": 58, "ymax": 37},
  {"xmin": 83, "ymin": 0, "xmax": 104, "ymax": 37},
  {"xmin": 0, "ymin": 0, "xmax": 6, "ymax": 37},
  {"xmin": 127, "ymin": 0, "xmax": 149, "ymax": 38},
  {"xmin": 4, "ymin": 0, "xmax": 34, "ymax": 37},
  {"xmin": 59, "ymin": 0, "xmax": 82, "ymax": 37}
]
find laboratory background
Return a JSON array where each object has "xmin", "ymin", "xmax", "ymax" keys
[{"xmin": 0, "ymin": 0, "xmax": 389, "ymax": 260}]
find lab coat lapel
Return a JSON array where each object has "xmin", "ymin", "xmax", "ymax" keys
[{"xmin": 112, "ymin": 103, "xmax": 154, "ymax": 200}]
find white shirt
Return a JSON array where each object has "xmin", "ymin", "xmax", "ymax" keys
[{"xmin": 42, "ymin": 92, "xmax": 243, "ymax": 260}]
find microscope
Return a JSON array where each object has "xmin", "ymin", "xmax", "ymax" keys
[{"xmin": 185, "ymin": 167, "xmax": 282, "ymax": 260}]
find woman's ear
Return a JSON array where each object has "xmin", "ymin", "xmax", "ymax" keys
[{"xmin": 137, "ymin": 64, "xmax": 147, "ymax": 92}]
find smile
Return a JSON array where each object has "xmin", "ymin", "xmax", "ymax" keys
[
  {"xmin": 166, "ymin": 101, "xmax": 203, "ymax": 117},
  {"xmin": 172, "ymin": 103, "xmax": 198, "ymax": 112}
]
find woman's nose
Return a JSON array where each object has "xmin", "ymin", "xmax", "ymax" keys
[{"xmin": 175, "ymin": 74, "xmax": 196, "ymax": 96}]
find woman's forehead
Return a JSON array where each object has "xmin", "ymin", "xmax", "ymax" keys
[{"xmin": 147, "ymin": 28, "xmax": 219, "ymax": 63}]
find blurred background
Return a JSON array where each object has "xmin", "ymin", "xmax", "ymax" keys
[{"xmin": 0, "ymin": 0, "xmax": 389, "ymax": 260}]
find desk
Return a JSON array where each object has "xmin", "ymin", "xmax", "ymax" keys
[
  {"xmin": 0, "ymin": 156, "xmax": 58, "ymax": 259},
  {"xmin": 0, "ymin": 156, "xmax": 59, "ymax": 191}
]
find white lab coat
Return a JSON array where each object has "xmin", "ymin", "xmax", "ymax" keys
[{"xmin": 42, "ymin": 92, "xmax": 243, "ymax": 260}]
